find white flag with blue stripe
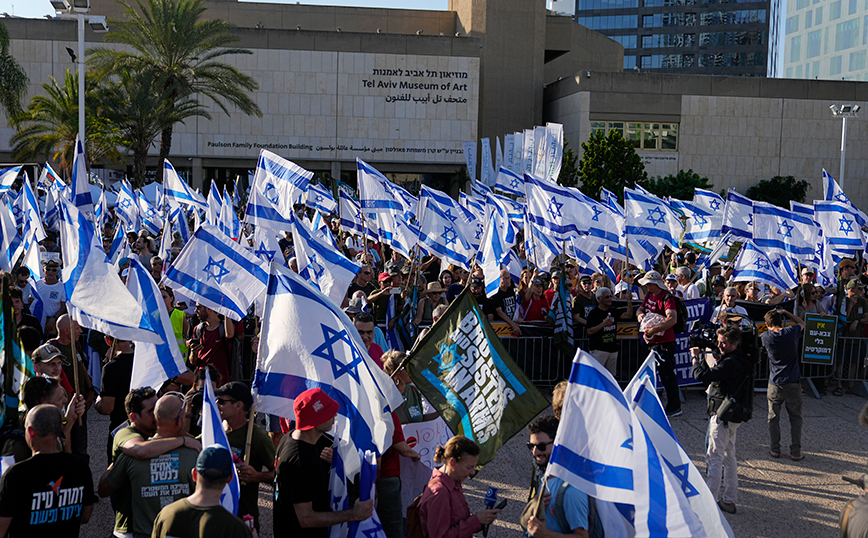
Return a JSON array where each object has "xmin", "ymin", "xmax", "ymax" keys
[
  {"xmin": 525, "ymin": 174, "xmax": 592, "ymax": 242},
  {"xmin": 218, "ymin": 188, "xmax": 241, "ymax": 241},
  {"xmin": 575, "ymin": 190, "xmax": 623, "ymax": 255},
  {"xmin": 752, "ymin": 202, "xmax": 818, "ymax": 263},
  {"xmin": 136, "ymin": 190, "xmax": 162, "ymax": 236},
  {"xmin": 493, "ymin": 166, "xmax": 525, "ymax": 197},
  {"xmin": 668, "ymin": 199, "xmax": 720, "ymax": 245},
  {"xmin": 418, "ymin": 185, "xmax": 478, "ymax": 270},
  {"xmin": 162, "ymin": 223, "xmax": 268, "ymax": 321},
  {"xmin": 375, "ymin": 211, "xmax": 417, "ymax": 260},
  {"xmin": 127, "ymin": 258, "xmax": 187, "ymax": 390},
  {"xmin": 207, "ymin": 181, "xmax": 222, "ymax": 226},
  {"xmin": 339, "ymin": 191, "xmax": 378, "ymax": 241},
  {"xmin": 164, "ymin": 159, "xmax": 207, "ymax": 211},
  {"xmin": 69, "ymin": 135, "xmax": 94, "ymax": 215},
  {"xmin": 721, "ymin": 190, "xmax": 753, "ymax": 240},
  {"xmin": 814, "ymin": 200, "xmax": 865, "ymax": 256},
  {"xmin": 358, "ymin": 159, "xmax": 404, "ymax": 213},
  {"xmin": 201, "ymin": 368, "xmax": 241, "ymax": 515},
  {"xmin": 625, "ymin": 187, "xmax": 683, "ymax": 257},
  {"xmin": 20, "ymin": 175, "xmax": 46, "ymax": 244},
  {"xmin": 731, "ymin": 240, "xmax": 794, "ymax": 290},
  {"xmin": 115, "ymin": 181, "xmax": 139, "ymax": 232},
  {"xmin": 58, "ymin": 198, "xmax": 162, "ymax": 343},
  {"xmin": 823, "ymin": 168, "xmax": 868, "ymax": 226},
  {"xmin": 0, "ymin": 166, "xmax": 20, "ymax": 196},
  {"xmin": 476, "ymin": 195, "xmax": 517, "ymax": 298},
  {"xmin": 245, "ymin": 150, "xmax": 313, "ymax": 230},
  {"xmin": 253, "ymin": 226, "xmax": 282, "ymax": 266},
  {"xmin": 252, "ymin": 262, "xmax": 403, "ymax": 478},
  {"xmin": 693, "ymin": 188, "xmax": 725, "ymax": 216},
  {"xmin": 107, "ymin": 225, "xmax": 127, "ymax": 264},
  {"xmin": 94, "ymin": 189, "xmax": 108, "ymax": 239},
  {"xmin": 292, "ymin": 213, "xmax": 362, "ymax": 307},
  {"xmin": 306, "ymin": 182, "xmax": 338, "ymax": 215},
  {"xmin": 545, "ymin": 349, "xmax": 635, "ymax": 503},
  {"xmin": 600, "ymin": 187, "xmax": 624, "ymax": 217},
  {"xmin": 0, "ymin": 202, "xmax": 22, "ymax": 272}
]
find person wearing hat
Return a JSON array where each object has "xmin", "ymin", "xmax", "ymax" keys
[
  {"xmin": 274, "ymin": 388, "xmax": 374, "ymax": 537},
  {"xmin": 637, "ymin": 270, "xmax": 682, "ymax": 417},
  {"xmin": 710, "ymin": 275, "xmax": 728, "ymax": 299},
  {"xmin": 836, "ymin": 258, "xmax": 859, "ymax": 317},
  {"xmin": 571, "ymin": 275, "xmax": 596, "ymax": 337},
  {"xmin": 414, "ymin": 282, "xmax": 448, "ymax": 326},
  {"xmin": 664, "ymin": 273, "xmax": 682, "ymax": 297},
  {"xmin": 152, "ymin": 445, "xmax": 254, "ymax": 538},
  {"xmin": 35, "ymin": 259, "xmax": 66, "ymax": 338},
  {"xmin": 368, "ymin": 272, "xmax": 400, "ymax": 325},
  {"xmin": 469, "ymin": 276, "xmax": 494, "ymax": 321},
  {"xmin": 215, "ymin": 382, "xmax": 275, "ymax": 531},
  {"xmin": 518, "ymin": 277, "xmax": 550, "ymax": 323},
  {"xmin": 800, "ymin": 266, "xmax": 816, "ymax": 286},
  {"xmin": 490, "ymin": 270, "xmax": 522, "ymax": 336},
  {"xmin": 834, "ymin": 278, "xmax": 868, "ymax": 396}
]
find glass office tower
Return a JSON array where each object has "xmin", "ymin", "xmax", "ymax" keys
[
  {"xmin": 783, "ymin": 0, "xmax": 868, "ymax": 80},
  {"xmin": 575, "ymin": 0, "xmax": 780, "ymax": 76}
]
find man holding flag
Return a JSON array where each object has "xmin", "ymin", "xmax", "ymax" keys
[{"xmin": 273, "ymin": 388, "xmax": 373, "ymax": 538}]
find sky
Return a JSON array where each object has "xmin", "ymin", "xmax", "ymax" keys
[{"xmin": 0, "ymin": 0, "xmax": 446, "ymax": 19}]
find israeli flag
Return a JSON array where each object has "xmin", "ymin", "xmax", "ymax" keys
[
  {"xmin": 328, "ymin": 446, "xmax": 351, "ymax": 538},
  {"xmin": 693, "ymin": 188, "xmax": 725, "ymax": 216},
  {"xmin": 752, "ymin": 202, "xmax": 819, "ymax": 263},
  {"xmin": 106, "ymin": 225, "xmax": 127, "ymax": 264},
  {"xmin": 525, "ymin": 174, "xmax": 591, "ymax": 242},
  {"xmin": 375, "ymin": 212, "xmax": 418, "ymax": 260},
  {"xmin": 162, "ymin": 223, "xmax": 269, "ymax": 321},
  {"xmin": 306, "ymin": 182, "xmax": 338, "ymax": 215},
  {"xmin": 218, "ymin": 188, "xmax": 241, "ymax": 241},
  {"xmin": 116, "ymin": 181, "xmax": 140, "ymax": 232},
  {"xmin": 822, "ymin": 169, "xmax": 868, "ymax": 226},
  {"xmin": 387, "ymin": 182, "xmax": 418, "ymax": 220},
  {"xmin": 476, "ymin": 195, "xmax": 517, "ymax": 297},
  {"xmin": 310, "ymin": 210, "xmax": 339, "ymax": 250},
  {"xmin": 126, "ymin": 259, "xmax": 187, "ymax": 390},
  {"xmin": 625, "ymin": 187, "xmax": 683, "ymax": 255},
  {"xmin": 251, "ymin": 262, "xmax": 404, "ymax": 478},
  {"xmin": 814, "ymin": 200, "xmax": 866, "ymax": 255},
  {"xmin": 245, "ymin": 151, "xmax": 313, "ymax": 230},
  {"xmin": 164, "ymin": 159, "xmax": 207, "ymax": 211},
  {"xmin": 731, "ymin": 240, "xmax": 794, "ymax": 290},
  {"xmin": 601, "ymin": 187, "xmax": 625, "ymax": 217},
  {"xmin": 58, "ymin": 198, "xmax": 162, "ymax": 343},
  {"xmin": 7, "ymin": 188, "xmax": 23, "ymax": 230},
  {"xmin": 339, "ymin": 191, "xmax": 378, "ymax": 240},
  {"xmin": 206, "ymin": 181, "xmax": 222, "ymax": 226},
  {"xmin": 790, "ymin": 201, "xmax": 814, "ymax": 217},
  {"xmin": 158, "ymin": 216, "xmax": 173, "ymax": 267},
  {"xmin": 418, "ymin": 186, "xmax": 478, "ymax": 271},
  {"xmin": 253, "ymin": 226, "xmax": 282, "ymax": 265},
  {"xmin": 721, "ymin": 190, "xmax": 753, "ymax": 240},
  {"xmin": 0, "ymin": 166, "xmax": 20, "ymax": 195},
  {"xmin": 357, "ymin": 159, "xmax": 403, "ymax": 213},
  {"xmin": 201, "ymin": 368, "xmax": 242, "ymax": 515},
  {"xmin": 545, "ymin": 349, "xmax": 635, "ymax": 503},
  {"xmin": 20, "ymin": 175, "xmax": 46, "ymax": 244},
  {"xmin": 94, "ymin": 189, "xmax": 108, "ymax": 239},
  {"xmin": 136, "ymin": 190, "xmax": 162, "ymax": 236},
  {"xmin": 545, "ymin": 122, "xmax": 564, "ymax": 182},
  {"xmin": 69, "ymin": 135, "xmax": 94, "ymax": 215},
  {"xmin": 292, "ymin": 213, "xmax": 362, "ymax": 307},
  {"xmin": 348, "ymin": 450, "xmax": 387, "ymax": 538},
  {"xmin": 0, "ymin": 202, "xmax": 22, "ymax": 272},
  {"xmin": 669, "ymin": 199, "xmax": 720, "ymax": 245},
  {"xmin": 575, "ymin": 190, "xmax": 623, "ymax": 254}
]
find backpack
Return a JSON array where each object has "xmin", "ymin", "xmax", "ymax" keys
[
  {"xmin": 406, "ymin": 477, "xmax": 441, "ymax": 538},
  {"xmin": 194, "ymin": 321, "xmax": 232, "ymax": 365},
  {"xmin": 550, "ymin": 480, "xmax": 604, "ymax": 538},
  {"xmin": 664, "ymin": 293, "xmax": 690, "ymax": 334}
]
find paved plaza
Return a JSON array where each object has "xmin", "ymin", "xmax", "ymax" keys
[{"xmin": 81, "ymin": 385, "xmax": 868, "ymax": 538}]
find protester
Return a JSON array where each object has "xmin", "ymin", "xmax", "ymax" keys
[
  {"xmin": 345, "ymin": 265, "xmax": 376, "ymax": 304},
  {"xmin": 836, "ymin": 279, "xmax": 868, "ymax": 396},
  {"xmin": 709, "ymin": 275, "xmax": 727, "ymax": 298},
  {"xmin": 13, "ymin": 266, "xmax": 33, "ymax": 307},
  {"xmin": 586, "ymin": 286, "xmax": 633, "ymax": 377},
  {"xmin": 762, "ymin": 308, "xmax": 806, "ymax": 461},
  {"xmin": 369, "ymin": 272, "xmax": 398, "ymax": 323},
  {"xmin": 743, "ymin": 282, "xmax": 762, "ymax": 303},
  {"xmin": 469, "ymin": 276, "xmax": 494, "ymax": 320},
  {"xmin": 418, "ymin": 436, "xmax": 501, "ymax": 538},
  {"xmin": 691, "ymin": 326, "xmax": 753, "ymax": 514},
  {"xmin": 795, "ymin": 283, "xmax": 826, "ymax": 317},
  {"xmin": 382, "ymin": 351, "xmax": 439, "ymax": 423},
  {"xmin": 183, "ymin": 365, "xmax": 223, "ymax": 437},
  {"xmin": 215, "ymin": 382, "xmax": 275, "ymax": 532},
  {"xmin": 518, "ymin": 278, "xmax": 549, "ymax": 323},
  {"xmin": 0, "ymin": 405, "xmax": 97, "ymax": 537},
  {"xmin": 10, "ymin": 286, "xmax": 41, "ymax": 340},
  {"xmin": 152, "ymin": 445, "xmax": 254, "ymax": 538},
  {"xmin": 188, "ymin": 304, "xmax": 235, "ymax": 384},
  {"xmin": 35, "ymin": 259, "xmax": 65, "ymax": 335},
  {"xmin": 712, "ymin": 286, "xmax": 751, "ymax": 328},
  {"xmin": 20, "ymin": 375, "xmax": 84, "ymax": 456},
  {"xmin": 415, "ymin": 283, "xmax": 448, "ymax": 326},
  {"xmin": 98, "ymin": 394, "xmax": 199, "ymax": 538},
  {"xmin": 676, "ymin": 266, "xmax": 700, "ymax": 299},
  {"xmin": 274, "ymin": 388, "xmax": 373, "ymax": 537},
  {"xmin": 664, "ymin": 273, "xmax": 682, "ymax": 297},
  {"xmin": 161, "ymin": 286, "xmax": 189, "ymax": 360},
  {"xmin": 490, "ymin": 269, "xmax": 522, "ymax": 335},
  {"xmin": 637, "ymin": 270, "xmax": 681, "ymax": 417},
  {"xmin": 95, "ymin": 338, "xmax": 135, "ymax": 456},
  {"xmin": 571, "ymin": 275, "xmax": 596, "ymax": 336},
  {"xmin": 447, "ymin": 266, "xmax": 469, "ymax": 302}
]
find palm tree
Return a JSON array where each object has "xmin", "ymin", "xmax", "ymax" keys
[
  {"xmin": 0, "ymin": 20, "xmax": 28, "ymax": 119},
  {"xmin": 99, "ymin": 70, "xmax": 207, "ymax": 187},
  {"xmin": 89, "ymin": 0, "xmax": 262, "ymax": 182},
  {"xmin": 10, "ymin": 69, "xmax": 122, "ymax": 178}
]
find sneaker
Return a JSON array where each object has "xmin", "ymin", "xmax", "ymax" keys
[
  {"xmin": 666, "ymin": 409, "xmax": 683, "ymax": 418},
  {"xmin": 718, "ymin": 500, "xmax": 737, "ymax": 514}
]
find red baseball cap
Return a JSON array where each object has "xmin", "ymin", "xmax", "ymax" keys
[
  {"xmin": 294, "ymin": 388, "xmax": 339, "ymax": 431},
  {"xmin": 378, "ymin": 272, "xmax": 392, "ymax": 282}
]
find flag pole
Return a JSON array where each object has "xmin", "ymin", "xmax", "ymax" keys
[
  {"xmin": 242, "ymin": 404, "xmax": 257, "ymax": 476},
  {"xmin": 69, "ymin": 327, "xmax": 82, "ymax": 426}
]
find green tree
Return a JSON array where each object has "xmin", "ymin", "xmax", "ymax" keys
[
  {"xmin": 645, "ymin": 169, "xmax": 713, "ymax": 201},
  {"xmin": 10, "ymin": 69, "xmax": 122, "ymax": 178},
  {"xmin": 99, "ymin": 70, "xmax": 207, "ymax": 187},
  {"xmin": 745, "ymin": 175, "xmax": 811, "ymax": 208},
  {"xmin": 556, "ymin": 140, "xmax": 580, "ymax": 188},
  {"xmin": 0, "ymin": 21, "xmax": 28, "ymax": 118},
  {"xmin": 89, "ymin": 0, "xmax": 262, "ymax": 182},
  {"xmin": 578, "ymin": 129, "xmax": 647, "ymax": 202}
]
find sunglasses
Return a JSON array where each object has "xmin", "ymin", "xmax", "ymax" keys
[
  {"xmin": 216, "ymin": 398, "xmax": 236, "ymax": 406},
  {"xmin": 527, "ymin": 441, "xmax": 553, "ymax": 451}
]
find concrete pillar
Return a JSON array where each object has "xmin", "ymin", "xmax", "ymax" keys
[
  {"xmin": 331, "ymin": 160, "xmax": 342, "ymax": 181},
  {"xmin": 191, "ymin": 158, "xmax": 204, "ymax": 192}
]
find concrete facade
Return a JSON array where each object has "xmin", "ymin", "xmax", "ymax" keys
[{"xmin": 544, "ymin": 71, "xmax": 868, "ymax": 207}]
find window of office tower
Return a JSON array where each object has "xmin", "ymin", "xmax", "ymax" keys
[{"xmin": 589, "ymin": 122, "xmax": 679, "ymax": 151}]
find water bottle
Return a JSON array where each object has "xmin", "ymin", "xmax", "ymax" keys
[{"xmin": 482, "ymin": 486, "xmax": 498, "ymax": 537}]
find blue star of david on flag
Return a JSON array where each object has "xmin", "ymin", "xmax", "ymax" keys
[
  {"xmin": 646, "ymin": 207, "xmax": 665, "ymax": 226},
  {"xmin": 254, "ymin": 242, "xmax": 276, "ymax": 262},
  {"xmin": 620, "ymin": 438, "xmax": 633, "ymax": 450},
  {"xmin": 510, "ymin": 177, "xmax": 522, "ymax": 189},
  {"xmin": 441, "ymin": 226, "xmax": 458, "ymax": 246},
  {"xmin": 591, "ymin": 205, "xmax": 602, "ymax": 222},
  {"xmin": 777, "ymin": 220, "xmax": 794, "ymax": 238},
  {"xmin": 264, "ymin": 183, "xmax": 279, "ymax": 205},
  {"xmin": 752, "ymin": 257, "xmax": 770, "ymax": 270},
  {"xmin": 145, "ymin": 208, "xmax": 156, "ymax": 218},
  {"xmin": 547, "ymin": 196, "xmax": 564, "ymax": 220},
  {"xmin": 434, "ymin": 341, "xmax": 463, "ymax": 373},
  {"xmin": 362, "ymin": 518, "xmax": 385, "ymax": 538},
  {"xmin": 475, "ymin": 222, "xmax": 484, "ymax": 240},
  {"xmin": 836, "ymin": 192, "xmax": 851, "ymax": 203},
  {"xmin": 307, "ymin": 252, "xmax": 326, "ymax": 280},
  {"xmin": 663, "ymin": 458, "xmax": 699, "ymax": 498},
  {"xmin": 840, "ymin": 216, "xmax": 854, "ymax": 235},
  {"xmin": 443, "ymin": 209, "xmax": 459, "ymax": 223},
  {"xmin": 692, "ymin": 213, "xmax": 708, "ymax": 227},
  {"xmin": 311, "ymin": 324, "xmax": 365, "ymax": 383},
  {"xmin": 709, "ymin": 199, "xmax": 721, "ymax": 211},
  {"xmin": 747, "ymin": 214, "xmax": 753, "ymax": 226},
  {"xmin": 315, "ymin": 194, "xmax": 325, "ymax": 203},
  {"xmin": 202, "ymin": 256, "xmax": 231, "ymax": 284},
  {"xmin": 120, "ymin": 198, "xmax": 132, "ymax": 209}
]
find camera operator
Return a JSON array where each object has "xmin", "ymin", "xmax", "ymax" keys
[
  {"xmin": 762, "ymin": 308, "xmax": 805, "ymax": 461},
  {"xmin": 690, "ymin": 326, "xmax": 752, "ymax": 515}
]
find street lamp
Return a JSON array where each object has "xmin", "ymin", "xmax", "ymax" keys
[
  {"xmin": 53, "ymin": 0, "xmax": 108, "ymax": 149},
  {"xmin": 830, "ymin": 104, "xmax": 861, "ymax": 189}
]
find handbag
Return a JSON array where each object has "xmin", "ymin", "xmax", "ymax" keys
[
  {"xmin": 716, "ymin": 374, "xmax": 749, "ymax": 423},
  {"xmin": 520, "ymin": 480, "xmax": 547, "ymax": 531}
]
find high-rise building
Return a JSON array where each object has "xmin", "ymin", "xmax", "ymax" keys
[
  {"xmin": 782, "ymin": 0, "xmax": 868, "ymax": 80},
  {"xmin": 574, "ymin": 0, "xmax": 781, "ymax": 76}
]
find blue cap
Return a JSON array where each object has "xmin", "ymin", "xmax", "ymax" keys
[{"xmin": 196, "ymin": 445, "xmax": 233, "ymax": 479}]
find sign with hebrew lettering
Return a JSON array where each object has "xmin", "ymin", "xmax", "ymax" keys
[{"xmin": 802, "ymin": 314, "xmax": 837, "ymax": 365}]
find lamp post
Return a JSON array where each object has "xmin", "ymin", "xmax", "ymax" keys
[
  {"xmin": 51, "ymin": 0, "xmax": 108, "ymax": 146},
  {"xmin": 830, "ymin": 104, "xmax": 861, "ymax": 189}
]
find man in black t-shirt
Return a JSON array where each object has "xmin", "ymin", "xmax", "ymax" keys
[
  {"xmin": 274, "ymin": 388, "xmax": 373, "ymax": 538},
  {"xmin": 0, "ymin": 405, "xmax": 98, "ymax": 538},
  {"xmin": 490, "ymin": 270, "xmax": 521, "ymax": 335},
  {"xmin": 572, "ymin": 276, "xmax": 596, "ymax": 341},
  {"xmin": 586, "ymin": 286, "xmax": 633, "ymax": 377},
  {"xmin": 470, "ymin": 276, "xmax": 494, "ymax": 321}
]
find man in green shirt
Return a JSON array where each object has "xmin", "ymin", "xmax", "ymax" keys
[
  {"xmin": 152, "ymin": 445, "xmax": 253, "ymax": 538},
  {"xmin": 99, "ymin": 394, "xmax": 199, "ymax": 538},
  {"xmin": 216, "ymin": 382, "xmax": 275, "ymax": 532}
]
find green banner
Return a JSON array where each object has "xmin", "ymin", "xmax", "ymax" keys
[{"xmin": 406, "ymin": 288, "xmax": 549, "ymax": 466}]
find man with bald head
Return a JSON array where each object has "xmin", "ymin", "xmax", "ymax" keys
[{"xmin": 99, "ymin": 394, "xmax": 199, "ymax": 538}]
